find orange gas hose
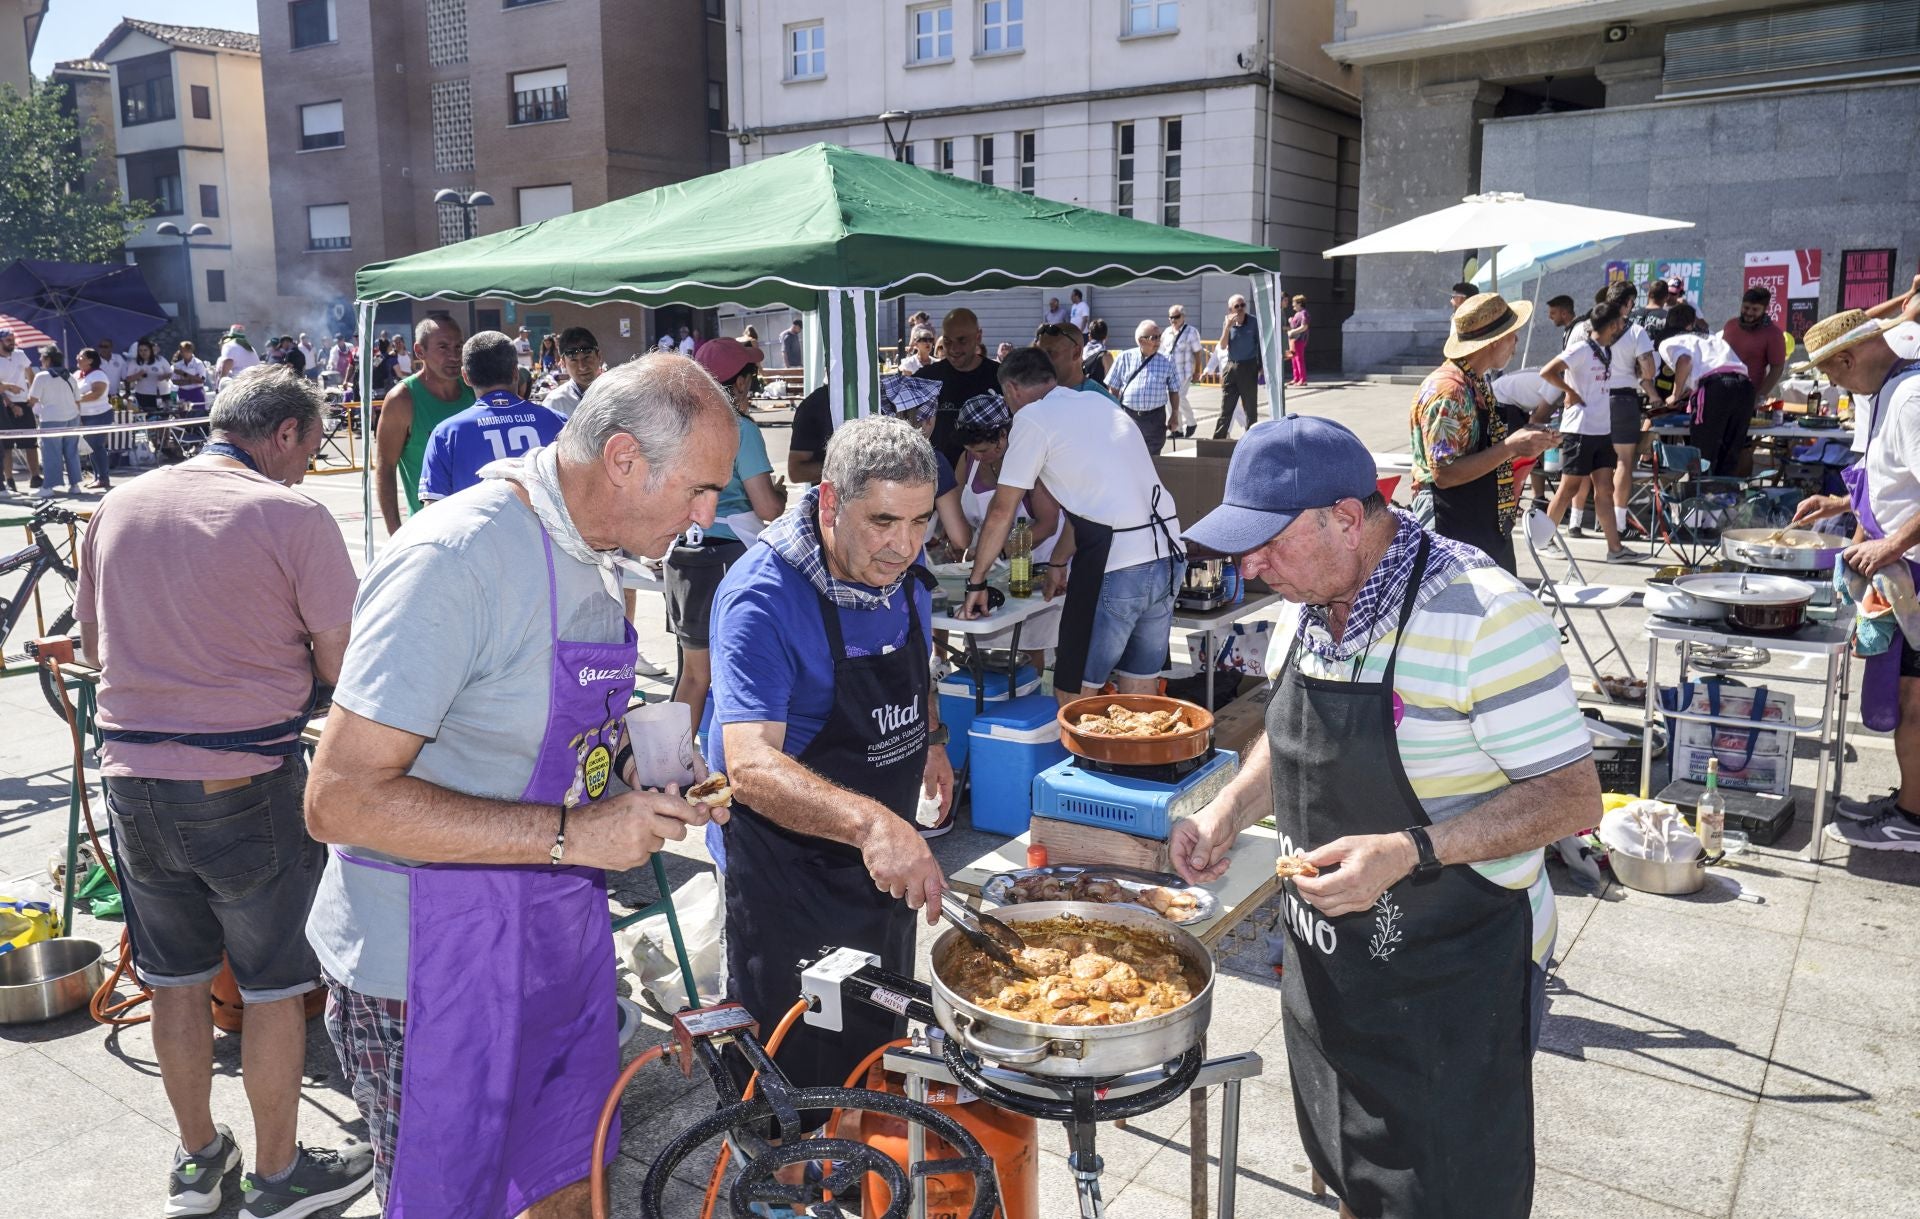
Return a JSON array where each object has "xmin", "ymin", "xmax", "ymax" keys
[
  {"xmin": 588, "ymin": 1044, "xmax": 668, "ymax": 1219},
  {"xmin": 47, "ymin": 657, "xmax": 152, "ymax": 1028},
  {"xmin": 696, "ymin": 997, "xmax": 813, "ymax": 1219}
]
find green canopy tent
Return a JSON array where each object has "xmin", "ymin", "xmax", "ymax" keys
[{"xmin": 352, "ymin": 143, "xmax": 1286, "ymax": 550}]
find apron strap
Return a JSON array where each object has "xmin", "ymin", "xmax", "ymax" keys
[{"xmin": 538, "ymin": 526, "xmax": 560, "ymax": 640}]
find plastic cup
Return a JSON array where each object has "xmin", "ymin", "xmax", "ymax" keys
[{"xmin": 624, "ymin": 701, "xmax": 700, "ymax": 791}]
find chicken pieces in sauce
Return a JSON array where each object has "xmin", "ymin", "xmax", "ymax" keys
[
  {"xmin": 1074, "ymin": 703, "xmax": 1192, "ymax": 738},
  {"xmin": 948, "ymin": 917, "xmax": 1197, "ymax": 1028}
]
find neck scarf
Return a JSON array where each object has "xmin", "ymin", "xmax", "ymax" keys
[
  {"xmin": 761, "ymin": 487, "xmax": 908, "ymax": 611},
  {"xmin": 1296, "ymin": 511, "xmax": 1482, "ymax": 662},
  {"xmin": 479, "ymin": 445, "xmax": 651, "ymax": 602}
]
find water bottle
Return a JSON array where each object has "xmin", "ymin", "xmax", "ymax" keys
[{"xmin": 1008, "ymin": 514, "xmax": 1033, "ymax": 598}]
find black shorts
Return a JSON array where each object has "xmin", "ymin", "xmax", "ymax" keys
[
  {"xmin": 1902, "ymin": 631, "xmax": 1920, "ymax": 680},
  {"xmin": 0, "ymin": 401, "xmax": 32, "ymax": 449},
  {"xmin": 665, "ymin": 538, "xmax": 748, "ymax": 648},
  {"xmin": 1561, "ymin": 433, "xmax": 1618, "ymax": 476},
  {"xmin": 1608, "ymin": 389, "xmax": 1645, "ymax": 446},
  {"xmin": 1496, "ymin": 403, "xmax": 1532, "ymax": 434}
]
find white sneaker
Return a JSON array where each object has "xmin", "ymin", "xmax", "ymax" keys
[
  {"xmin": 633, "ymin": 650, "xmax": 670, "ymax": 679},
  {"xmin": 1825, "ymin": 809, "xmax": 1920, "ymax": 852}
]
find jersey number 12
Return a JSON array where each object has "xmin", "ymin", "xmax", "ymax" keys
[{"xmin": 481, "ymin": 425, "xmax": 544, "ymax": 461}]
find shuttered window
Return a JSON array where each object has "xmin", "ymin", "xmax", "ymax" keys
[{"xmin": 1665, "ymin": 0, "xmax": 1920, "ymax": 90}]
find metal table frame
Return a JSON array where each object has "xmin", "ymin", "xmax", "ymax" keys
[
  {"xmin": 1638, "ymin": 620, "xmax": 1851, "ymax": 862},
  {"xmin": 1172, "ymin": 593, "xmax": 1283, "ymax": 708},
  {"xmin": 931, "ymin": 597, "xmax": 1062, "ymax": 713}
]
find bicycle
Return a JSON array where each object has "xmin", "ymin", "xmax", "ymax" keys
[{"xmin": 0, "ymin": 500, "xmax": 82, "ymax": 717}]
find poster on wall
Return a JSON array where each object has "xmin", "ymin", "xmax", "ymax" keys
[
  {"xmin": 1605, "ymin": 258, "xmax": 1707, "ymax": 313},
  {"xmin": 1743, "ymin": 249, "xmax": 1822, "ymax": 337},
  {"xmin": 1840, "ymin": 249, "xmax": 1897, "ymax": 312}
]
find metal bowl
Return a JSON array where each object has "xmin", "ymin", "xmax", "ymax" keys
[
  {"xmin": 0, "ymin": 937, "xmax": 105, "ymax": 1024},
  {"xmin": 928, "ymin": 901, "xmax": 1213, "ymax": 1079},
  {"xmin": 1720, "ymin": 528, "xmax": 1844, "ymax": 573},
  {"xmin": 1644, "ymin": 580, "xmax": 1725, "ymax": 623},
  {"xmin": 1057, "ymin": 695, "xmax": 1213, "ymax": 766},
  {"xmin": 1609, "ymin": 849, "xmax": 1708, "ymax": 896}
]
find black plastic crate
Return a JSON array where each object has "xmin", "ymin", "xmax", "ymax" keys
[{"xmin": 1658, "ymin": 779, "xmax": 1798, "ymax": 845}]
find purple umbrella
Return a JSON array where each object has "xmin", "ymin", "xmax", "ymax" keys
[{"xmin": 0, "ymin": 259, "xmax": 170, "ymax": 357}]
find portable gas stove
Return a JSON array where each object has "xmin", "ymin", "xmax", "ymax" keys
[{"xmin": 1034, "ymin": 747, "xmax": 1239, "ymax": 839}]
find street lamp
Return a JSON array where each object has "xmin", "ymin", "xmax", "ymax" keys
[
  {"xmin": 154, "ymin": 221, "xmax": 213, "ymax": 349},
  {"xmin": 433, "ymin": 188, "xmax": 494, "ymax": 335},
  {"xmin": 878, "ymin": 111, "xmax": 915, "ymax": 356}
]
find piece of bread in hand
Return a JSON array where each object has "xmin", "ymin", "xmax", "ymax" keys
[
  {"xmin": 1273, "ymin": 853, "xmax": 1319, "ymax": 880},
  {"xmin": 685, "ymin": 772, "xmax": 733, "ymax": 808}
]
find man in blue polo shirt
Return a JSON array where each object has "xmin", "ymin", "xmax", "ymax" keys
[{"xmin": 418, "ymin": 331, "xmax": 566, "ymax": 503}]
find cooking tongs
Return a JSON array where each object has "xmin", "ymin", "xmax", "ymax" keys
[{"xmin": 939, "ymin": 891, "xmax": 1035, "ymax": 976}]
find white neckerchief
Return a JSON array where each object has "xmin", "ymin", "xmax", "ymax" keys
[{"xmin": 479, "ymin": 445, "xmax": 651, "ymax": 602}]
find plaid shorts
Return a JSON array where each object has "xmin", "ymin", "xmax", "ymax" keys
[{"xmin": 323, "ymin": 979, "xmax": 406, "ymax": 1203}]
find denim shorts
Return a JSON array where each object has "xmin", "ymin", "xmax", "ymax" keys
[
  {"xmin": 1084, "ymin": 555, "xmax": 1183, "ymax": 686},
  {"xmin": 106, "ymin": 756, "xmax": 324, "ymax": 1003}
]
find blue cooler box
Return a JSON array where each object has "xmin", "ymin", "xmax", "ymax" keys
[
  {"xmin": 967, "ymin": 694, "xmax": 1068, "ymax": 837},
  {"xmin": 938, "ymin": 664, "xmax": 1039, "ymax": 773}
]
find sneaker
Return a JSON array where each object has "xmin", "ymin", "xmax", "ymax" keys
[
  {"xmin": 1604, "ymin": 548, "xmax": 1642, "ymax": 563},
  {"xmin": 918, "ymin": 817, "xmax": 954, "ymax": 839},
  {"xmin": 33, "ymin": 487, "xmax": 54, "ymax": 500},
  {"xmin": 633, "ymin": 649, "xmax": 670, "ymax": 679},
  {"xmin": 1567, "ymin": 524, "xmax": 1586, "ymax": 539},
  {"xmin": 1835, "ymin": 788, "xmax": 1898, "ymax": 822},
  {"xmin": 29, "ymin": 474, "xmax": 41, "ymax": 488},
  {"xmin": 166, "ymin": 1125, "xmax": 241, "ymax": 1217},
  {"xmin": 1825, "ymin": 809, "xmax": 1920, "ymax": 852},
  {"xmin": 239, "ymin": 1143, "xmax": 375, "ymax": 1219}
]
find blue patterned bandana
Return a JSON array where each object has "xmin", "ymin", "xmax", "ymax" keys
[
  {"xmin": 760, "ymin": 487, "xmax": 907, "ymax": 611},
  {"xmin": 1296, "ymin": 510, "xmax": 1486, "ymax": 661}
]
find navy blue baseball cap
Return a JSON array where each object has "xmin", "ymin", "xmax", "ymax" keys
[{"xmin": 1183, "ymin": 416, "xmax": 1380, "ymax": 555}]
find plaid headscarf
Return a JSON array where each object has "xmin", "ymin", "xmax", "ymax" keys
[
  {"xmin": 1295, "ymin": 510, "xmax": 1486, "ymax": 662},
  {"xmin": 882, "ymin": 373, "xmax": 940, "ymax": 423},
  {"xmin": 761, "ymin": 486, "xmax": 910, "ymax": 611},
  {"xmin": 954, "ymin": 391, "xmax": 1010, "ymax": 436}
]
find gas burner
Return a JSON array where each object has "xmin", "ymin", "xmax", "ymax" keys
[
  {"xmin": 1069, "ymin": 747, "xmax": 1218, "ymax": 784},
  {"xmin": 1685, "ymin": 642, "xmax": 1771, "ymax": 671}
]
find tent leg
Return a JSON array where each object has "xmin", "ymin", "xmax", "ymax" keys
[{"xmin": 357, "ymin": 301, "xmax": 377, "ymax": 564}]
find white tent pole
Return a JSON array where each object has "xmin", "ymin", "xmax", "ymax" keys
[
  {"xmin": 357, "ymin": 300, "xmax": 376, "ymax": 564},
  {"xmin": 1490, "ymin": 248, "xmax": 1500, "ymax": 299},
  {"xmin": 1251, "ymin": 271, "xmax": 1286, "ymax": 419}
]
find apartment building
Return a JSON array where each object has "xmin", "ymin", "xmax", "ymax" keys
[
  {"xmin": 1331, "ymin": 0, "xmax": 1920, "ymax": 372},
  {"xmin": 258, "ymin": 0, "xmax": 729, "ymax": 357},
  {"xmin": 86, "ymin": 20, "xmax": 299, "ymax": 351},
  {"xmin": 0, "ymin": 0, "xmax": 48, "ymax": 95},
  {"xmin": 725, "ymin": 0, "xmax": 1361, "ymax": 368}
]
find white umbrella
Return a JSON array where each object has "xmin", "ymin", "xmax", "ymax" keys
[
  {"xmin": 1467, "ymin": 236, "xmax": 1624, "ymax": 294},
  {"xmin": 1323, "ymin": 191, "xmax": 1693, "ymax": 293}
]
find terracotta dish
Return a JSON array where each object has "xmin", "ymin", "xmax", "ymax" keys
[{"xmin": 1057, "ymin": 694, "xmax": 1213, "ymax": 766}]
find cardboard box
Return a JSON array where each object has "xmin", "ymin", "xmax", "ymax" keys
[{"xmin": 1029, "ymin": 814, "xmax": 1171, "ymax": 872}]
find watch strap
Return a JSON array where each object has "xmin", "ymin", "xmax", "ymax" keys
[
  {"xmin": 1406, "ymin": 825, "xmax": 1441, "ymax": 879},
  {"xmin": 927, "ymin": 724, "xmax": 950, "ymax": 746}
]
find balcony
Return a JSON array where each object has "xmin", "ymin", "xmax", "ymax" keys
[{"xmin": 511, "ymin": 85, "xmax": 568, "ymax": 125}]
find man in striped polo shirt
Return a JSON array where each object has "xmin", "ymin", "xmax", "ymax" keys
[{"xmin": 1172, "ymin": 415, "xmax": 1601, "ymax": 1219}]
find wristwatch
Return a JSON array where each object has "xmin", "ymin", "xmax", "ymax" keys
[
  {"xmin": 1404, "ymin": 825, "xmax": 1442, "ymax": 881},
  {"xmin": 928, "ymin": 724, "xmax": 950, "ymax": 746}
]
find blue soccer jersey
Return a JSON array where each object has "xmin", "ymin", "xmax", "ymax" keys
[{"xmin": 419, "ymin": 390, "xmax": 567, "ymax": 502}]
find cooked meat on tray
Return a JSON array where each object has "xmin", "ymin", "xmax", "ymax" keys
[{"xmin": 1074, "ymin": 704, "xmax": 1192, "ymax": 738}]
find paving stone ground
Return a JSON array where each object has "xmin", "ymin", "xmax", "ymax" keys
[{"xmin": 3, "ymin": 380, "xmax": 1912, "ymax": 1217}]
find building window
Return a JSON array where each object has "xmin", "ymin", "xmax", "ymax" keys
[
  {"xmin": 1125, "ymin": 0, "xmax": 1177, "ymax": 35},
  {"xmin": 903, "ymin": 143, "xmax": 917, "ymax": 165},
  {"xmin": 437, "ymin": 200, "xmax": 468, "ymax": 246},
  {"xmin": 190, "ymin": 85, "xmax": 211, "ymax": 120},
  {"xmin": 910, "ymin": 4, "xmax": 954, "ymax": 63},
  {"xmin": 307, "ymin": 203, "xmax": 350, "ymax": 250},
  {"xmin": 938, "ymin": 138, "xmax": 954, "ymax": 173},
  {"xmin": 707, "ymin": 80, "xmax": 725, "ymax": 132},
  {"xmin": 1161, "ymin": 117, "xmax": 1181, "ymax": 227},
  {"xmin": 430, "ymin": 79, "xmax": 474, "ymax": 172},
  {"xmin": 787, "ymin": 22, "xmax": 826, "ymax": 80},
  {"xmin": 127, "ymin": 150, "xmax": 182, "ymax": 215},
  {"xmin": 705, "ymin": 0, "xmax": 725, "ymax": 17},
  {"xmin": 980, "ymin": 0, "xmax": 1023, "ymax": 52},
  {"xmin": 290, "ymin": 0, "xmax": 336, "ymax": 49},
  {"xmin": 978, "ymin": 135, "xmax": 994, "ymax": 185},
  {"xmin": 1115, "ymin": 122, "xmax": 1134, "ymax": 218},
  {"xmin": 427, "ymin": 0, "xmax": 468, "ymax": 66},
  {"xmin": 518, "ymin": 183, "xmax": 574, "ymax": 225},
  {"xmin": 118, "ymin": 54, "xmax": 174, "ymax": 126},
  {"xmin": 206, "ymin": 269, "xmax": 226, "ymax": 303},
  {"xmin": 299, "ymin": 100, "xmax": 345, "ymax": 150},
  {"xmin": 1018, "ymin": 130, "xmax": 1035, "ymax": 194},
  {"xmin": 199, "ymin": 184, "xmax": 219, "ymax": 218},
  {"xmin": 511, "ymin": 68, "xmax": 569, "ymax": 124}
]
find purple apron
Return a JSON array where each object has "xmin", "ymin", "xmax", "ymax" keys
[
  {"xmin": 341, "ymin": 529, "xmax": 637, "ymax": 1216},
  {"xmin": 1841, "ymin": 358, "xmax": 1919, "ymax": 731}
]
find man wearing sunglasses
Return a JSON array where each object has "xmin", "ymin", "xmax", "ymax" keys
[
  {"xmin": 1213, "ymin": 295, "xmax": 1263, "ymax": 439},
  {"xmin": 543, "ymin": 326, "xmax": 604, "ymax": 419}
]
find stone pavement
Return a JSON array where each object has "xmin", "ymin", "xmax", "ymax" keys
[{"xmin": 2, "ymin": 379, "xmax": 1915, "ymax": 1218}]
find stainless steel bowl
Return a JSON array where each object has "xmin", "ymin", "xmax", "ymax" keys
[
  {"xmin": 0, "ymin": 937, "xmax": 105, "ymax": 1024},
  {"xmin": 929, "ymin": 900, "xmax": 1213, "ymax": 1079},
  {"xmin": 1608, "ymin": 849, "xmax": 1708, "ymax": 896}
]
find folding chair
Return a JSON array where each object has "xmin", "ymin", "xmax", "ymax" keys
[{"xmin": 1522, "ymin": 509, "xmax": 1638, "ymax": 692}]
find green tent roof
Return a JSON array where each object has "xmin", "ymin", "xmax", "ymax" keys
[{"xmin": 354, "ymin": 143, "xmax": 1280, "ymax": 311}]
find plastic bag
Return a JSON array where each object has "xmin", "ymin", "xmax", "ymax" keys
[
  {"xmin": 0, "ymin": 898, "xmax": 61, "ymax": 953},
  {"xmin": 616, "ymin": 870, "xmax": 724, "ymax": 1014},
  {"xmin": 1598, "ymin": 800, "xmax": 1702, "ymax": 864}
]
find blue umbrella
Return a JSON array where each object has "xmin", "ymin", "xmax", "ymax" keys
[{"xmin": 0, "ymin": 259, "xmax": 170, "ymax": 358}]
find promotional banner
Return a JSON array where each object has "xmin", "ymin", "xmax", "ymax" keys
[
  {"xmin": 1840, "ymin": 248, "xmax": 1896, "ymax": 312},
  {"xmin": 1743, "ymin": 249, "xmax": 1821, "ymax": 337},
  {"xmin": 1606, "ymin": 258, "xmax": 1707, "ymax": 313}
]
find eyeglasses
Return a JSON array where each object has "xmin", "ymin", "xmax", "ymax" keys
[
  {"xmin": 1230, "ymin": 304, "xmax": 1247, "ymax": 311},
  {"xmin": 1141, "ymin": 334, "xmax": 1161, "ymax": 342},
  {"xmin": 562, "ymin": 347, "xmax": 600, "ymax": 359}
]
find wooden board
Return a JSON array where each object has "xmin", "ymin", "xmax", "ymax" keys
[
  {"xmin": 1210, "ymin": 681, "xmax": 1273, "ymax": 759},
  {"xmin": 1028, "ymin": 814, "xmax": 1171, "ymax": 872}
]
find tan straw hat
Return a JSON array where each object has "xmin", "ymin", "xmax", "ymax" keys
[
  {"xmin": 1444, "ymin": 292, "xmax": 1533, "ymax": 360},
  {"xmin": 1793, "ymin": 308, "xmax": 1902, "ymax": 370}
]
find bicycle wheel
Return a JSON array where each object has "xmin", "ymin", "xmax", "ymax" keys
[{"xmin": 34, "ymin": 609, "xmax": 78, "ymax": 723}]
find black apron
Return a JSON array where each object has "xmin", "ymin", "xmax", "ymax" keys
[
  {"xmin": 723, "ymin": 566, "xmax": 932, "ymax": 1105},
  {"xmin": 1052, "ymin": 488, "xmax": 1183, "ymax": 695},
  {"xmin": 1267, "ymin": 535, "xmax": 1535, "ymax": 1219},
  {"xmin": 1427, "ymin": 373, "xmax": 1517, "ymax": 574}
]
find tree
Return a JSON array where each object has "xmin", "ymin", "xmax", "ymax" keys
[{"xmin": 0, "ymin": 80, "xmax": 150, "ymax": 264}]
